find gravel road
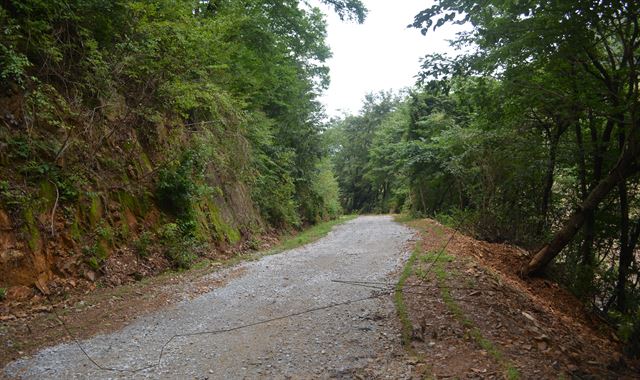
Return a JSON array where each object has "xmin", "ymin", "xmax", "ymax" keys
[{"xmin": 4, "ymin": 215, "xmax": 415, "ymax": 379}]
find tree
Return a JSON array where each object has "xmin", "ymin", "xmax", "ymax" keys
[
  {"xmin": 412, "ymin": 0, "xmax": 640, "ymax": 276},
  {"xmin": 329, "ymin": 91, "xmax": 402, "ymax": 213}
]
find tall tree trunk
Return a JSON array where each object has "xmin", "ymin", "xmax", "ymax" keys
[
  {"xmin": 576, "ymin": 122, "xmax": 596, "ymax": 268},
  {"xmin": 575, "ymin": 123, "xmax": 588, "ymax": 199},
  {"xmin": 418, "ymin": 185, "xmax": 427, "ymax": 213},
  {"xmin": 525, "ymin": 145, "xmax": 640, "ymax": 275},
  {"xmin": 539, "ymin": 129, "xmax": 561, "ymax": 230},
  {"xmin": 615, "ymin": 177, "xmax": 632, "ymax": 311},
  {"xmin": 381, "ymin": 180, "xmax": 388, "ymax": 210},
  {"xmin": 579, "ymin": 114, "xmax": 612, "ymax": 268},
  {"xmin": 614, "ymin": 127, "xmax": 640, "ymax": 311},
  {"xmin": 435, "ymin": 182, "xmax": 452, "ymax": 211}
]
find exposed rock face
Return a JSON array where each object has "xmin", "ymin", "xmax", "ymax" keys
[
  {"xmin": 0, "ymin": 167, "xmax": 263, "ymax": 292},
  {"xmin": 0, "ymin": 209, "xmax": 51, "ymax": 289}
]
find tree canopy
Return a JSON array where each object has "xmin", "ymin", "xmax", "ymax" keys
[{"xmin": 326, "ymin": 0, "xmax": 640, "ymax": 354}]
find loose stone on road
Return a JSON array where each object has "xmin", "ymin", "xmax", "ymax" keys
[{"xmin": 5, "ymin": 215, "xmax": 415, "ymax": 379}]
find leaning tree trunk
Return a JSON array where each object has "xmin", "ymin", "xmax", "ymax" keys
[
  {"xmin": 524, "ymin": 146, "xmax": 640, "ymax": 276},
  {"xmin": 615, "ymin": 132, "xmax": 640, "ymax": 312}
]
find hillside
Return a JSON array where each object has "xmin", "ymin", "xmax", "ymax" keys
[{"xmin": 0, "ymin": 0, "xmax": 360, "ymax": 296}]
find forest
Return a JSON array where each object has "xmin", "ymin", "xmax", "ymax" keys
[
  {"xmin": 1, "ymin": 0, "xmax": 639, "ymax": 362},
  {"xmin": 328, "ymin": 0, "xmax": 640, "ymax": 353}
]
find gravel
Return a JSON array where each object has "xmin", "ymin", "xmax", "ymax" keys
[{"xmin": 4, "ymin": 215, "xmax": 415, "ymax": 379}]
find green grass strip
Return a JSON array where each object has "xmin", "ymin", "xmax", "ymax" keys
[
  {"xmin": 395, "ymin": 241, "xmax": 420, "ymax": 353},
  {"xmin": 393, "ymin": 213, "xmax": 419, "ymax": 223},
  {"xmin": 422, "ymin": 250, "xmax": 520, "ymax": 380},
  {"xmin": 268, "ymin": 214, "xmax": 358, "ymax": 254}
]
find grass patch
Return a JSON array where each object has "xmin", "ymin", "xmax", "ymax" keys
[
  {"xmin": 395, "ymin": 242, "xmax": 420, "ymax": 352},
  {"xmin": 191, "ymin": 258, "xmax": 214, "ymax": 270},
  {"xmin": 393, "ymin": 213, "xmax": 419, "ymax": 224},
  {"xmin": 267, "ymin": 214, "xmax": 357, "ymax": 254}
]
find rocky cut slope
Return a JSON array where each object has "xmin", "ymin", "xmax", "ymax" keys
[
  {"xmin": 0, "ymin": 0, "xmax": 346, "ymax": 300},
  {"xmin": 0, "ymin": 80, "xmax": 262, "ymax": 294}
]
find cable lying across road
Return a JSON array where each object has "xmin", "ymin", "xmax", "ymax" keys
[
  {"xmin": 331, "ymin": 279, "xmax": 526, "ymax": 308},
  {"xmin": 333, "ymin": 279, "xmax": 525, "ymax": 297},
  {"xmin": 46, "ymin": 289, "xmax": 392, "ymax": 373},
  {"xmin": 332, "ymin": 279, "xmax": 516, "ymax": 292}
]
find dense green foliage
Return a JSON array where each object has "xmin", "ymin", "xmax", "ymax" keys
[
  {"xmin": 0, "ymin": 0, "xmax": 358, "ymax": 273},
  {"xmin": 328, "ymin": 0, "xmax": 640, "ymax": 354}
]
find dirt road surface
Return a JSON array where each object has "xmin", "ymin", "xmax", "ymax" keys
[{"xmin": 4, "ymin": 215, "xmax": 415, "ymax": 379}]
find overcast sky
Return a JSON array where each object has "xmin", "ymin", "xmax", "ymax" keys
[{"xmin": 314, "ymin": 0, "xmax": 463, "ymax": 117}]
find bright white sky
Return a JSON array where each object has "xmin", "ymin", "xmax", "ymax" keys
[{"xmin": 314, "ymin": 0, "xmax": 464, "ymax": 117}]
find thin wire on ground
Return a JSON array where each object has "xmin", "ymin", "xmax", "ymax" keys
[{"xmin": 46, "ymin": 289, "xmax": 391, "ymax": 373}]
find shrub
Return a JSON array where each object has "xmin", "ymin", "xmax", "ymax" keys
[
  {"xmin": 158, "ymin": 223, "xmax": 198, "ymax": 269},
  {"xmin": 156, "ymin": 157, "xmax": 198, "ymax": 219},
  {"xmin": 82, "ymin": 243, "xmax": 108, "ymax": 271},
  {"xmin": 133, "ymin": 231, "xmax": 153, "ymax": 258}
]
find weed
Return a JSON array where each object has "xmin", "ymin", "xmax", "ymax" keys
[
  {"xmin": 395, "ymin": 242, "xmax": 420, "ymax": 352},
  {"xmin": 0, "ymin": 287, "xmax": 6, "ymax": 301},
  {"xmin": 464, "ymin": 276, "xmax": 477, "ymax": 288},
  {"xmin": 191, "ymin": 259, "xmax": 213, "ymax": 271},
  {"xmin": 507, "ymin": 366, "xmax": 521, "ymax": 380},
  {"xmin": 133, "ymin": 231, "xmax": 153, "ymax": 258},
  {"xmin": 418, "ymin": 250, "xmax": 453, "ymax": 264},
  {"xmin": 6, "ymin": 137, "xmax": 31, "ymax": 160},
  {"xmin": 158, "ymin": 222, "xmax": 198, "ymax": 269},
  {"xmin": 0, "ymin": 180, "xmax": 30, "ymax": 210},
  {"xmin": 95, "ymin": 223, "xmax": 113, "ymax": 244},
  {"xmin": 82, "ymin": 243, "xmax": 108, "ymax": 271},
  {"xmin": 248, "ymin": 236, "xmax": 261, "ymax": 251},
  {"xmin": 155, "ymin": 149, "xmax": 207, "ymax": 220}
]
